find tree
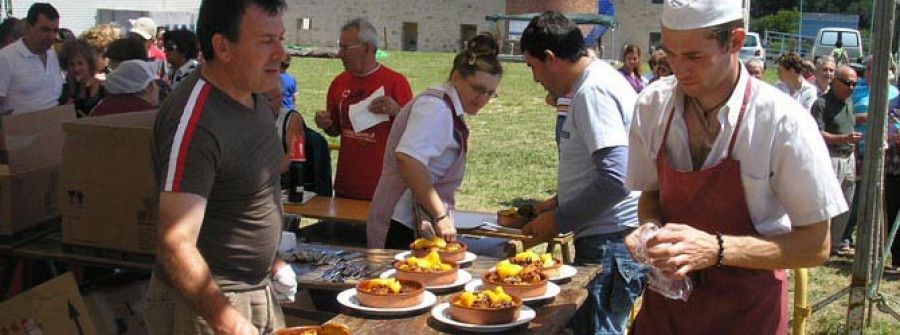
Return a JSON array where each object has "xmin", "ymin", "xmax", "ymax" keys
[{"xmin": 751, "ymin": 8, "xmax": 800, "ymax": 34}]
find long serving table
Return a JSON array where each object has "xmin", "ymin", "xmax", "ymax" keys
[
  {"xmin": 286, "ymin": 243, "xmax": 601, "ymax": 334},
  {"xmin": 283, "ymin": 197, "xmax": 576, "ymax": 263}
]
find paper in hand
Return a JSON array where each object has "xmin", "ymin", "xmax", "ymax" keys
[{"xmin": 349, "ymin": 86, "xmax": 388, "ymax": 133}]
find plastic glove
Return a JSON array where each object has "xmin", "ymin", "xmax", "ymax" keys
[{"xmin": 271, "ymin": 265, "xmax": 297, "ymax": 304}]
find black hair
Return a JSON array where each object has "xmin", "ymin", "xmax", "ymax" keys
[
  {"xmin": 57, "ymin": 28, "xmax": 75, "ymax": 42},
  {"xmin": 197, "ymin": 0, "xmax": 286, "ymax": 61},
  {"xmin": 520, "ymin": 11, "xmax": 586, "ymax": 62},
  {"xmin": 450, "ymin": 33, "xmax": 502, "ymax": 80},
  {"xmin": 0, "ymin": 17, "xmax": 23, "ymax": 45},
  {"xmin": 105, "ymin": 37, "xmax": 147, "ymax": 62},
  {"xmin": 162, "ymin": 29, "xmax": 200, "ymax": 60},
  {"xmin": 26, "ymin": 3, "xmax": 59, "ymax": 26}
]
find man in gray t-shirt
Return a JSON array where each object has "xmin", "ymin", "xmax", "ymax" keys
[
  {"xmin": 145, "ymin": 1, "xmax": 292, "ymax": 334},
  {"xmin": 520, "ymin": 12, "xmax": 647, "ymax": 335}
]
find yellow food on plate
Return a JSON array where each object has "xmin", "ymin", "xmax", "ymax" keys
[
  {"xmin": 359, "ymin": 278, "xmax": 403, "ymax": 294},
  {"xmin": 399, "ymin": 250, "xmax": 453, "ymax": 272},
  {"xmin": 496, "ymin": 259, "xmax": 524, "ymax": 279},
  {"xmin": 453, "ymin": 287, "xmax": 514, "ymax": 308}
]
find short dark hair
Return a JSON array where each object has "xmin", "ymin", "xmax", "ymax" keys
[
  {"xmin": 105, "ymin": 37, "xmax": 147, "ymax": 62},
  {"xmin": 777, "ymin": 52, "xmax": 803, "ymax": 74},
  {"xmin": 197, "ymin": 0, "xmax": 286, "ymax": 61},
  {"xmin": 26, "ymin": 3, "xmax": 59, "ymax": 26},
  {"xmin": 520, "ymin": 11, "xmax": 586, "ymax": 62},
  {"xmin": 704, "ymin": 19, "xmax": 744, "ymax": 49},
  {"xmin": 163, "ymin": 29, "xmax": 200, "ymax": 60},
  {"xmin": 0, "ymin": 17, "xmax": 23, "ymax": 44}
]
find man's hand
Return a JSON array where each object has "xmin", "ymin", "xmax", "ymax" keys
[
  {"xmin": 625, "ymin": 222, "xmax": 659, "ymax": 263},
  {"xmin": 845, "ymin": 132, "xmax": 863, "ymax": 145},
  {"xmin": 368, "ymin": 96, "xmax": 401, "ymax": 116},
  {"xmin": 314, "ymin": 110, "xmax": 333, "ymax": 130},
  {"xmin": 271, "ymin": 260, "xmax": 297, "ymax": 304},
  {"xmin": 216, "ymin": 309, "xmax": 259, "ymax": 335},
  {"xmin": 534, "ymin": 196, "xmax": 558, "ymax": 214},
  {"xmin": 434, "ymin": 216, "xmax": 457, "ymax": 242},
  {"xmin": 522, "ymin": 211, "xmax": 559, "ymax": 241},
  {"xmin": 643, "ymin": 223, "xmax": 719, "ymax": 279}
]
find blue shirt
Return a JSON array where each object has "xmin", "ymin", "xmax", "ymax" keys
[{"xmin": 281, "ymin": 73, "xmax": 298, "ymax": 110}]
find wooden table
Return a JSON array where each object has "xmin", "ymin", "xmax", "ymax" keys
[
  {"xmin": 284, "ymin": 197, "xmax": 576, "ymax": 263},
  {"xmin": 286, "ymin": 243, "xmax": 600, "ymax": 334}
]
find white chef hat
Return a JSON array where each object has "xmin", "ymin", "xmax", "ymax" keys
[
  {"xmin": 106, "ymin": 60, "xmax": 155, "ymax": 94},
  {"xmin": 661, "ymin": 0, "xmax": 744, "ymax": 31}
]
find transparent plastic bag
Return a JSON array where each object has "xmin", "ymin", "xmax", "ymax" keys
[{"xmin": 638, "ymin": 225, "xmax": 693, "ymax": 301}]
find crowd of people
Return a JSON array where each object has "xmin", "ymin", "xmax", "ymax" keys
[{"xmin": 2, "ymin": 0, "xmax": 899, "ymax": 334}]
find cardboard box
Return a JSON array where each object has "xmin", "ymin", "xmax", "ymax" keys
[
  {"xmin": 0, "ymin": 105, "xmax": 75, "ymax": 174},
  {"xmin": 83, "ymin": 280, "xmax": 148, "ymax": 335},
  {"xmin": 0, "ymin": 165, "xmax": 60, "ymax": 240},
  {"xmin": 0, "ymin": 105, "xmax": 74, "ymax": 241},
  {"xmin": 0, "ymin": 273, "xmax": 99, "ymax": 335},
  {"xmin": 61, "ymin": 111, "xmax": 158, "ymax": 256}
]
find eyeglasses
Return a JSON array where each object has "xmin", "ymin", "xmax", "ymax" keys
[
  {"xmin": 835, "ymin": 78, "xmax": 857, "ymax": 88},
  {"xmin": 338, "ymin": 43, "xmax": 366, "ymax": 52}
]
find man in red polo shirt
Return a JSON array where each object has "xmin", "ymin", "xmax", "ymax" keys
[{"xmin": 314, "ymin": 18, "xmax": 412, "ymax": 200}]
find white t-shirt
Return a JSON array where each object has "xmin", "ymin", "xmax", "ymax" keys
[
  {"xmin": 557, "ymin": 60, "xmax": 640, "ymax": 237},
  {"xmin": 775, "ymin": 79, "xmax": 818, "ymax": 112},
  {"xmin": 0, "ymin": 39, "xmax": 63, "ymax": 114},
  {"xmin": 391, "ymin": 83, "xmax": 465, "ymax": 227},
  {"xmin": 626, "ymin": 66, "xmax": 848, "ymax": 236}
]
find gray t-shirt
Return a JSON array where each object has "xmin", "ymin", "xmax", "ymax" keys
[
  {"xmin": 557, "ymin": 60, "xmax": 641, "ymax": 238},
  {"xmin": 152, "ymin": 71, "xmax": 283, "ymax": 291}
]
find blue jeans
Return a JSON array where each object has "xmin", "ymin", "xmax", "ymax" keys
[{"xmin": 567, "ymin": 229, "xmax": 649, "ymax": 335}]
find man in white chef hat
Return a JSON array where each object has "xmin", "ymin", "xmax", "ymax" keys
[{"xmin": 623, "ymin": 0, "xmax": 846, "ymax": 333}]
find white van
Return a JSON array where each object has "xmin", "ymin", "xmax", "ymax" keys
[
  {"xmin": 739, "ymin": 32, "xmax": 766, "ymax": 64},
  {"xmin": 811, "ymin": 28, "xmax": 863, "ymax": 63}
]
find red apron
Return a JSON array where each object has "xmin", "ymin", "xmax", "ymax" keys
[{"xmin": 632, "ymin": 81, "xmax": 789, "ymax": 334}]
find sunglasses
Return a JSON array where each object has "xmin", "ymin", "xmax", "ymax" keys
[{"xmin": 835, "ymin": 78, "xmax": 857, "ymax": 88}]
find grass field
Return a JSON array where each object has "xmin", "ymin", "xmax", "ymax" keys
[{"xmin": 286, "ymin": 51, "xmax": 899, "ymax": 334}]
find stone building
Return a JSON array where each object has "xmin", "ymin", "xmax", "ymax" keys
[{"xmin": 283, "ymin": 0, "xmax": 506, "ymax": 52}]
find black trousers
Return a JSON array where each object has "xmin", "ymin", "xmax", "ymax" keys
[{"xmin": 385, "ymin": 220, "xmax": 416, "ymax": 250}]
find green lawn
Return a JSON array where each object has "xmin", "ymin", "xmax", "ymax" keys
[{"xmin": 287, "ymin": 51, "xmax": 899, "ymax": 334}]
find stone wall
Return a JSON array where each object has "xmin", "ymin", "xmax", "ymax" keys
[
  {"xmin": 599, "ymin": 1, "xmax": 663, "ymax": 62},
  {"xmin": 283, "ymin": 0, "xmax": 506, "ymax": 52}
]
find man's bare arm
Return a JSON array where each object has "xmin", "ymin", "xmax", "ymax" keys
[{"xmin": 156, "ymin": 192, "xmax": 256, "ymax": 334}]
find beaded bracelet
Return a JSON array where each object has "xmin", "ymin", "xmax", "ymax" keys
[{"xmin": 715, "ymin": 232, "xmax": 725, "ymax": 267}]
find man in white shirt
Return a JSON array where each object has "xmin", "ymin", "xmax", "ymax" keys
[
  {"xmin": 774, "ymin": 51, "xmax": 818, "ymax": 111},
  {"xmin": 0, "ymin": 3, "xmax": 62, "ymax": 114},
  {"xmin": 624, "ymin": 1, "xmax": 846, "ymax": 333}
]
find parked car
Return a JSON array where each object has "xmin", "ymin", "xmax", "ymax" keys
[
  {"xmin": 740, "ymin": 32, "xmax": 766, "ymax": 65},
  {"xmin": 811, "ymin": 27, "xmax": 864, "ymax": 62}
]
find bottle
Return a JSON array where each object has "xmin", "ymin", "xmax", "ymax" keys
[{"xmin": 287, "ymin": 135, "xmax": 306, "ymax": 203}]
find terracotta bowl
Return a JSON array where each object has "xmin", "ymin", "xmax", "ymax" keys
[
  {"xmin": 410, "ymin": 241, "xmax": 468, "ymax": 262},
  {"xmin": 354, "ymin": 279, "xmax": 425, "ymax": 309},
  {"xmin": 509, "ymin": 257, "xmax": 564, "ymax": 278},
  {"xmin": 496, "ymin": 211, "xmax": 528, "ymax": 228},
  {"xmin": 448, "ymin": 293, "xmax": 523, "ymax": 325},
  {"xmin": 393, "ymin": 261, "xmax": 459, "ymax": 286},
  {"xmin": 273, "ymin": 326, "xmax": 319, "ymax": 335},
  {"xmin": 480, "ymin": 272, "xmax": 549, "ymax": 298}
]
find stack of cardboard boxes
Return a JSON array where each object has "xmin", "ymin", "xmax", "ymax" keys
[
  {"xmin": 60, "ymin": 110, "xmax": 158, "ymax": 259},
  {"xmin": 0, "ymin": 105, "xmax": 75, "ymax": 245}
]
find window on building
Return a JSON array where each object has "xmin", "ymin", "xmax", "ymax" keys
[
  {"xmin": 652, "ymin": 0, "xmax": 663, "ymax": 4},
  {"xmin": 649, "ymin": 32, "xmax": 662, "ymax": 52}
]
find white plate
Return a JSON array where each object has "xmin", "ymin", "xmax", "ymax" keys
[
  {"xmin": 393, "ymin": 251, "xmax": 477, "ymax": 265},
  {"xmin": 464, "ymin": 280, "xmax": 560, "ymax": 303},
  {"xmin": 336, "ymin": 288, "xmax": 436, "ymax": 316},
  {"xmin": 487, "ymin": 265, "xmax": 578, "ymax": 282},
  {"xmin": 380, "ymin": 269, "xmax": 472, "ymax": 292},
  {"xmin": 430, "ymin": 302, "xmax": 536, "ymax": 333}
]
